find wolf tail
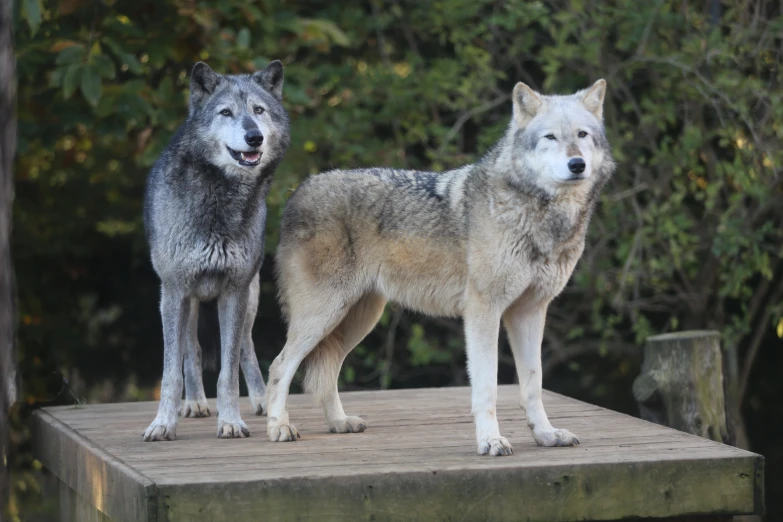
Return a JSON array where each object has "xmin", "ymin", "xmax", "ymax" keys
[
  {"xmin": 302, "ymin": 330, "xmax": 345, "ymax": 405},
  {"xmin": 197, "ymin": 300, "xmax": 220, "ymax": 371}
]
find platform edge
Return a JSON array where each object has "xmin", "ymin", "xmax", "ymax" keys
[{"xmin": 32, "ymin": 408, "xmax": 158, "ymax": 522}]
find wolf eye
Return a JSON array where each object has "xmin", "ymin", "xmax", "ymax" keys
[
  {"xmin": 253, "ymin": 106, "xmax": 265, "ymax": 115},
  {"xmin": 544, "ymin": 134, "xmax": 556, "ymax": 140},
  {"xmin": 578, "ymin": 130, "xmax": 588, "ymax": 138},
  {"xmin": 220, "ymin": 109, "xmax": 232, "ymax": 117}
]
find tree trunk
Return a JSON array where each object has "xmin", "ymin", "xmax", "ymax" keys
[
  {"xmin": 633, "ymin": 331, "xmax": 729, "ymax": 443},
  {"xmin": 0, "ymin": 0, "xmax": 16, "ymax": 514}
]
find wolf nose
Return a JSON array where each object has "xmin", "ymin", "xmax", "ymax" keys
[
  {"xmin": 568, "ymin": 158, "xmax": 586, "ymax": 174},
  {"xmin": 244, "ymin": 129, "xmax": 264, "ymax": 147}
]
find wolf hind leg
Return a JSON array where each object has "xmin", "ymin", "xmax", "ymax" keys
[
  {"xmin": 240, "ymin": 273, "xmax": 267, "ymax": 415},
  {"xmin": 266, "ymin": 296, "xmax": 353, "ymax": 442},
  {"xmin": 182, "ymin": 299, "xmax": 211, "ymax": 418},
  {"xmin": 307, "ymin": 293, "xmax": 386, "ymax": 434},
  {"xmin": 503, "ymin": 300, "xmax": 579, "ymax": 447}
]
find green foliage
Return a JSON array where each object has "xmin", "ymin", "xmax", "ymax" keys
[{"xmin": 9, "ymin": 0, "xmax": 783, "ymax": 517}]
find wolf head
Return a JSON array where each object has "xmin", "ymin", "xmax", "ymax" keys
[
  {"xmin": 509, "ymin": 80, "xmax": 611, "ymax": 193},
  {"xmin": 186, "ymin": 61, "xmax": 291, "ymax": 174}
]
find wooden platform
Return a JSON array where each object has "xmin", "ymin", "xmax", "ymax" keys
[{"xmin": 32, "ymin": 385, "xmax": 763, "ymax": 522}]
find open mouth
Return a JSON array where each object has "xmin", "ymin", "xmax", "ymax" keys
[{"xmin": 226, "ymin": 146, "xmax": 262, "ymax": 166}]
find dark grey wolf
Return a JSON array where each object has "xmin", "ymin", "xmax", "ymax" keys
[
  {"xmin": 265, "ymin": 80, "xmax": 613, "ymax": 455},
  {"xmin": 142, "ymin": 60, "xmax": 290, "ymax": 441}
]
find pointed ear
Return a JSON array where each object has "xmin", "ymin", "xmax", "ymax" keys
[
  {"xmin": 190, "ymin": 62, "xmax": 221, "ymax": 108},
  {"xmin": 580, "ymin": 79, "xmax": 606, "ymax": 120},
  {"xmin": 512, "ymin": 82, "xmax": 543, "ymax": 125},
  {"xmin": 252, "ymin": 60, "xmax": 284, "ymax": 100}
]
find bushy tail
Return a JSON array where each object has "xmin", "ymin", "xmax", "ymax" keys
[
  {"xmin": 197, "ymin": 300, "xmax": 220, "ymax": 371},
  {"xmin": 302, "ymin": 330, "xmax": 345, "ymax": 405}
]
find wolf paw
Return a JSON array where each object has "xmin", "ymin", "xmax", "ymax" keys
[
  {"xmin": 182, "ymin": 399, "xmax": 211, "ymax": 418},
  {"xmin": 533, "ymin": 428, "xmax": 579, "ymax": 447},
  {"xmin": 328, "ymin": 415, "xmax": 367, "ymax": 434},
  {"xmin": 248, "ymin": 394, "xmax": 266, "ymax": 416},
  {"xmin": 217, "ymin": 418, "xmax": 250, "ymax": 438},
  {"xmin": 142, "ymin": 420, "xmax": 177, "ymax": 442},
  {"xmin": 268, "ymin": 421, "xmax": 300, "ymax": 442},
  {"xmin": 478, "ymin": 436, "xmax": 513, "ymax": 456}
]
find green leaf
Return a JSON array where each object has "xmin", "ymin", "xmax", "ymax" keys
[
  {"xmin": 80, "ymin": 66, "xmax": 102, "ymax": 106},
  {"xmin": 299, "ymin": 18, "xmax": 350, "ymax": 47},
  {"xmin": 56, "ymin": 45, "xmax": 86, "ymax": 66},
  {"xmin": 103, "ymin": 38, "xmax": 143, "ymax": 74},
  {"xmin": 236, "ymin": 28, "xmax": 251, "ymax": 50},
  {"xmin": 62, "ymin": 64, "xmax": 82, "ymax": 99},
  {"xmin": 93, "ymin": 54, "xmax": 116, "ymax": 80},
  {"xmin": 22, "ymin": 0, "xmax": 42, "ymax": 37}
]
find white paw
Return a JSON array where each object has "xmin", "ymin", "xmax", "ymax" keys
[
  {"xmin": 268, "ymin": 420, "xmax": 300, "ymax": 442},
  {"xmin": 181, "ymin": 399, "xmax": 211, "ymax": 418},
  {"xmin": 328, "ymin": 415, "xmax": 367, "ymax": 434},
  {"xmin": 142, "ymin": 420, "xmax": 177, "ymax": 441},
  {"xmin": 477, "ymin": 436, "xmax": 513, "ymax": 456},
  {"xmin": 249, "ymin": 394, "xmax": 266, "ymax": 416},
  {"xmin": 217, "ymin": 418, "xmax": 250, "ymax": 438},
  {"xmin": 533, "ymin": 428, "xmax": 580, "ymax": 447}
]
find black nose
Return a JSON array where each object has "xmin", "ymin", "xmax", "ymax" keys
[
  {"xmin": 568, "ymin": 158, "xmax": 586, "ymax": 174},
  {"xmin": 244, "ymin": 129, "xmax": 264, "ymax": 147}
]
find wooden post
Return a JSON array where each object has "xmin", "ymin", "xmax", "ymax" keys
[{"xmin": 633, "ymin": 331, "xmax": 729, "ymax": 443}]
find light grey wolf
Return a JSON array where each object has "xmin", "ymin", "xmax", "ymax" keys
[
  {"xmin": 142, "ymin": 60, "xmax": 290, "ymax": 441},
  {"xmin": 265, "ymin": 79, "xmax": 613, "ymax": 456}
]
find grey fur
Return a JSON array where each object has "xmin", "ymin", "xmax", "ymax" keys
[
  {"xmin": 265, "ymin": 80, "xmax": 614, "ymax": 455},
  {"xmin": 142, "ymin": 61, "xmax": 290, "ymax": 441}
]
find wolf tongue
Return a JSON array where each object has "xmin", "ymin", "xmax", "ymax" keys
[{"xmin": 241, "ymin": 152, "xmax": 259, "ymax": 162}]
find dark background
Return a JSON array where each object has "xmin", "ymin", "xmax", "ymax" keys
[{"xmin": 7, "ymin": 0, "xmax": 783, "ymax": 519}]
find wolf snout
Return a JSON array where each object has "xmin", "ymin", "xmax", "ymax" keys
[
  {"xmin": 567, "ymin": 157, "xmax": 586, "ymax": 174},
  {"xmin": 245, "ymin": 129, "xmax": 264, "ymax": 147}
]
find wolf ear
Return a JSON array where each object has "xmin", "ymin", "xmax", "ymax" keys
[
  {"xmin": 253, "ymin": 60, "xmax": 284, "ymax": 100},
  {"xmin": 512, "ymin": 82, "xmax": 543, "ymax": 125},
  {"xmin": 580, "ymin": 79, "xmax": 607, "ymax": 120},
  {"xmin": 190, "ymin": 62, "xmax": 221, "ymax": 108}
]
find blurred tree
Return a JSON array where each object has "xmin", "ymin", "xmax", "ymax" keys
[{"xmin": 1, "ymin": 0, "xmax": 16, "ymax": 514}]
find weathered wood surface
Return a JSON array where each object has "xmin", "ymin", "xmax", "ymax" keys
[
  {"xmin": 33, "ymin": 385, "xmax": 763, "ymax": 522},
  {"xmin": 634, "ymin": 331, "xmax": 729, "ymax": 443}
]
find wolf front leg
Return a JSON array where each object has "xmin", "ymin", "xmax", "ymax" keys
[
  {"xmin": 240, "ymin": 273, "xmax": 266, "ymax": 415},
  {"xmin": 143, "ymin": 287, "xmax": 191, "ymax": 441},
  {"xmin": 503, "ymin": 301, "xmax": 579, "ymax": 447},
  {"xmin": 215, "ymin": 287, "xmax": 251, "ymax": 438},
  {"xmin": 182, "ymin": 301, "xmax": 211, "ymax": 418},
  {"xmin": 464, "ymin": 299, "xmax": 512, "ymax": 456}
]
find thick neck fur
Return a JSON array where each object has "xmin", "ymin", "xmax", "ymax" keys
[{"xmin": 149, "ymin": 121, "xmax": 276, "ymax": 243}]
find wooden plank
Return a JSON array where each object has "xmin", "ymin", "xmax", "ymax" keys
[
  {"xmin": 156, "ymin": 457, "xmax": 758, "ymax": 522},
  {"xmin": 33, "ymin": 385, "xmax": 764, "ymax": 521},
  {"xmin": 32, "ymin": 408, "xmax": 158, "ymax": 522}
]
